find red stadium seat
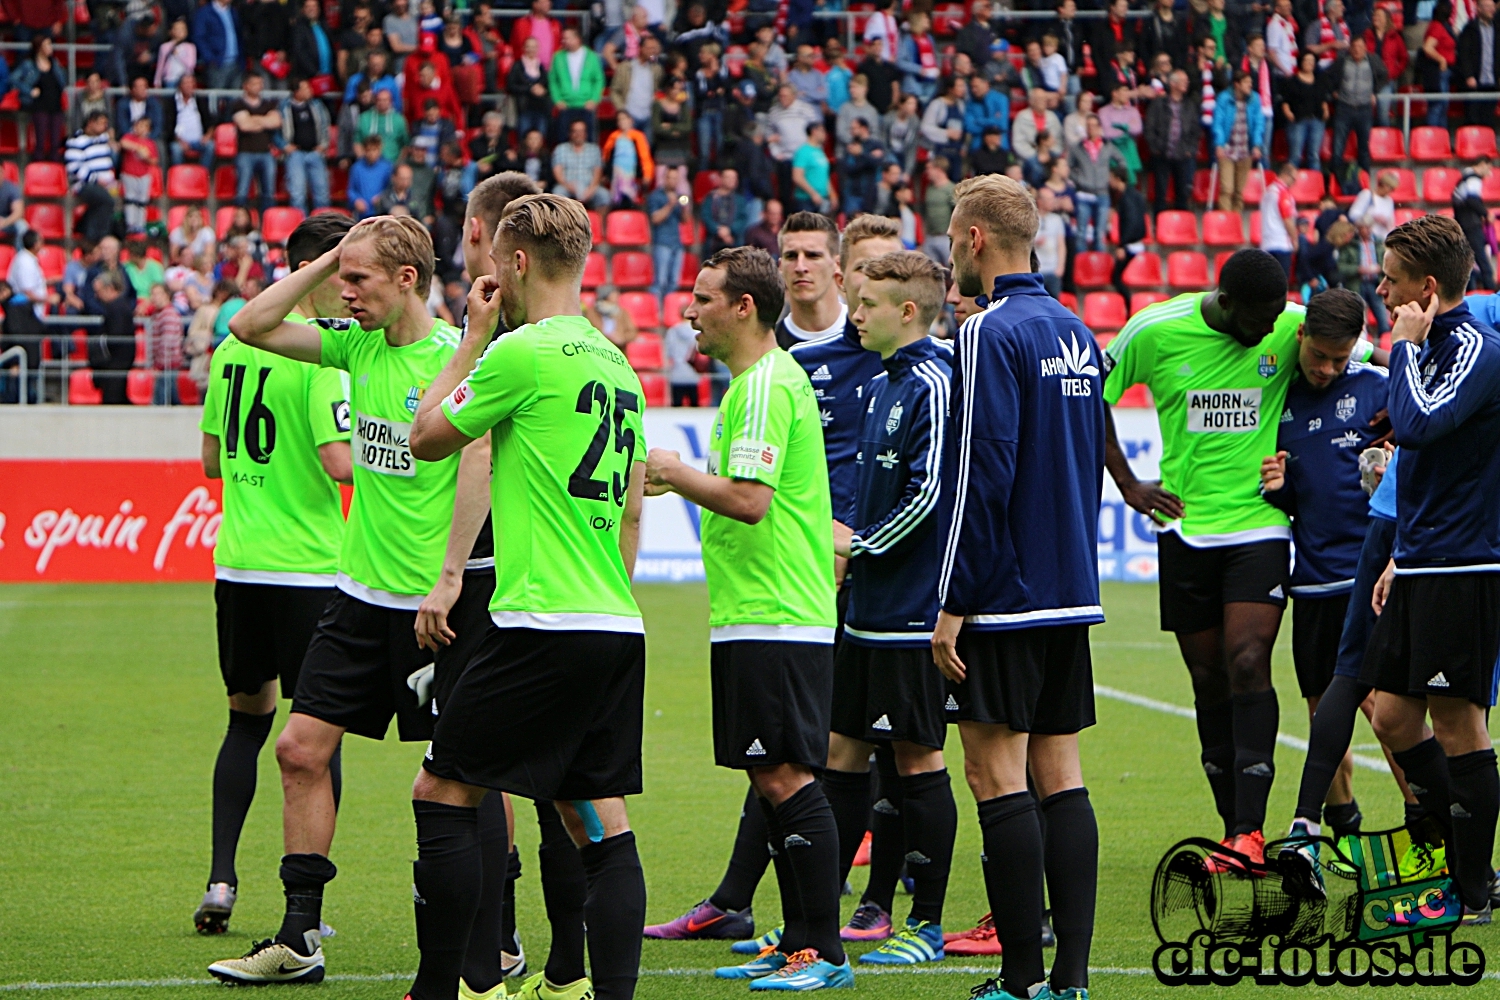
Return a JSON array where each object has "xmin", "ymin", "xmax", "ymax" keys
[
  {"xmin": 215, "ymin": 206, "xmax": 241, "ymax": 238},
  {"xmin": 1482, "ymin": 171, "xmax": 1500, "ymax": 203},
  {"xmin": 127, "ymin": 369, "xmax": 154, "ymax": 406},
  {"xmin": 1073, "ymin": 251, "xmax": 1114, "ymax": 288},
  {"xmin": 0, "ymin": 245, "xmax": 12, "ymax": 276},
  {"xmin": 1059, "ymin": 291, "xmax": 1078, "ymax": 315},
  {"xmin": 1212, "ymin": 250, "xmax": 1236, "ymax": 282},
  {"xmin": 587, "ymin": 210, "xmax": 603, "ymax": 244},
  {"xmin": 1082, "ymin": 292, "xmax": 1127, "ymax": 331},
  {"xmin": 1422, "ymin": 167, "xmax": 1461, "ymax": 204},
  {"xmin": 611, "ymin": 251, "xmax": 654, "ymax": 287},
  {"xmin": 24, "ymin": 161, "xmax": 67, "ymax": 198},
  {"xmin": 166, "ymin": 164, "xmax": 209, "ymax": 201},
  {"xmin": 261, "ymin": 207, "xmax": 305, "ymax": 244},
  {"xmin": 1201, "ymin": 211, "xmax": 1243, "ymax": 246},
  {"xmin": 693, "ymin": 171, "xmax": 720, "ymax": 203},
  {"xmin": 1241, "ymin": 169, "xmax": 1267, "ymax": 205},
  {"xmin": 1290, "ymin": 170, "xmax": 1325, "ymax": 203},
  {"xmin": 1154, "ymin": 211, "xmax": 1199, "ymax": 247},
  {"xmin": 214, "ymin": 165, "xmax": 237, "ymax": 201},
  {"xmin": 605, "ymin": 210, "xmax": 650, "ymax": 246},
  {"xmin": 37, "ymin": 245, "xmax": 67, "ymax": 282},
  {"xmin": 312, "ymin": 206, "xmax": 352, "ymax": 218},
  {"xmin": 1167, "ymin": 251, "xmax": 1210, "ymax": 288},
  {"xmin": 214, "ymin": 122, "xmax": 238, "ymax": 159},
  {"xmin": 638, "ymin": 373, "xmax": 668, "ymax": 407},
  {"xmin": 679, "ymin": 252, "xmax": 699, "ymax": 289},
  {"xmin": 663, "ymin": 291, "xmax": 694, "ymax": 327},
  {"xmin": 1368, "ymin": 127, "xmax": 1405, "ymax": 163},
  {"xmin": 1131, "ymin": 291, "xmax": 1171, "ymax": 314},
  {"xmin": 69, "ymin": 369, "xmax": 102, "ymax": 404},
  {"xmin": 1122, "ymin": 253, "xmax": 1163, "ymax": 289},
  {"xmin": 932, "ymin": 3, "xmax": 965, "ymax": 34},
  {"xmin": 1388, "ymin": 168, "xmax": 1419, "ymax": 204},
  {"xmin": 1, "ymin": 161, "xmax": 16, "ymax": 185},
  {"xmin": 177, "ymin": 373, "xmax": 201, "ymax": 405},
  {"xmin": 1457, "ymin": 126, "xmax": 1499, "ymax": 160},
  {"xmin": 625, "ymin": 331, "xmax": 665, "ymax": 370},
  {"xmin": 166, "ymin": 205, "xmax": 189, "ymax": 232},
  {"xmin": 1192, "ymin": 169, "xmax": 1214, "ymax": 205},
  {"xmin": 679, "ymin": 218, "xmax": 696, "ymax": 247},
  {"xmin": 582, "ymin": 252, "xmax": 606, "ymax": 288},
  {"xmin": 1409, "ymin": 126, "xmax": 1452, "ymax": 162},
  {"xmin": 25, "ymin": 203, "xmax": 64, "ymax": 240},
  {"xmin": 1394, "ymin": 208, "xmax": 1422, "ymax": 226},
  {"xmin": 619, "ymin": 291, "xmax": 661, "ymax": 330}
]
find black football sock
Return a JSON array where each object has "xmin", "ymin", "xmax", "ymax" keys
[
  {"xmin": 1041, "ymin": 788, "xmax": 1098, "ymax": 991},
  {"xmin": 977, "ymin": 791, "xmax": 1046, "ymax": 996},
  {"xmin": 709, "ymin": 787, "xmax": 772, "ymax": 913},
  {"xmin": 579, "ymin": 831, "xmax": 646, "ymax": 1000},
  {"xmin": 275, "ymin": 852, "xmax": 337, "ymax": 954},
  {"xmin": 460, "ymin": 794, "xmax": 509, "ymax": 992},
  {"xmin": 863, "ymin": 749, "xmax": 905, "ymax": 914},
  {"xmin": 329, "ymin": 739, "xmax": 343, "ymax": 813},
  {"xmin": 900, "ymin": 769, "xmax": 957, "ymax": 926},
  {"xmin": 1194, "ymin": 698, "xmax": 1237, "ymax": 839},
  {"xmin": 409, "ymin": 801, "xmax": 482, "ymax": 1000},
  {"xmin": 759, "ymin": 794, "xmax": 807, "ymax": 953},
  {"xmin": 1295, "ymin": 676, "xmax": 1370, "ymax": 824},
  {"xmin": 1324, "ymin": 798, "xmax": 1363, "ymax": 839},
  {"xmin": 774, "ymin": 782, "xmax": 846, "ymax": 965},
  {"xmin": 535, "ymin": 800, "xmax": 588, "ymax": 986},
  {"xmin": 821, "ymin": 768, "xmax": 872, "ymax": 887},
  {"xmin": 1232, "ymin": 689, "xmax": 1279, "ymax": 835},
  {"xmin": 1392, "ymin": 738, "xmax": 1454, "ymax": 845},
  {"xmin": 502, "ymin": 847, "xmax": 523, "ymax": 955},
  {"xmin": 1446, "ymin": 749, "xmax": 1499, "ymax": 911},
  {"xmin": 209, "ymin": 708, "xmax": 275, "ymax": 887}
]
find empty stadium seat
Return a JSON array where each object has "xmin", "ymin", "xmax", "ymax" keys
[
  {"xmin": 261, "ymin": 207, "xmax": 305, "ymax": 244},
  {"xmin": 587, "ymin": 210, "xmax": 603, "ymax": 244},
  {"xmin": 1394, "ymin": 208, "xmax": 1422, "ymax": 226},
  {"xmin": 1484, "ymin": 171, "xmax": 1500, "ymax": 202},
  {"xmin": 1073, "ymin": 251, "xmax": 1114, "ymax": 288},
  {"xmin": 1155, "ymin": 211, "xmax": 1199, "ymax": 247},
  {"xmin": 127, "ymin": 369, "xmax": 154, "ymax": 406},
  {"xmin": 1192, "ymin": 169, "xmax": 1214, "ymax": 205},
  {"xmin": 692, "ymin": 171, "xmax": 720, "ymax": 203},
  {"xmin": 1409, "ymin": 126, "xmax": 1452, "ymax": 162},
  {"xmin": 1082, "ymin": 292, "xmax": 1126, "ymax": 331},
  {"xmin": 312, "ymin": 206, "xmax": 352, "ymax": 218},
  {"xmin": 1212, "ymin": 250, "xmax": 1236, "ymax": 282},
  {"xmin": 1201, "ymin": 211, "xmax": 1243, "ymax": 246},
  {"xmin": 583, "ymin": 252, "xmax": 606, "ymax": 288},
  {"xmin": 214, "ymin": 123, "xmax": 238, "ymax": 159},
  {"xmin": 1290, "ymin": 170, "xmax": 1325, "ymax": 203},
  {"xmin": 177, "ymin": 373, "xmax": 201, "ymax": 405},
  {"xmin": 1388, "ymin": 168, "xmax": 1419, "ymax": 204},
  {"xmin": 1368, "ymin": 127, "xmax": 1405, "ymax": 163},
  {"xmin": 1423, "ymin": 167, "xmax": 1461, "ymax": 204},
  {"xmin": 214, "ymin": 165, "xmax": 238, "ymax": 201},
  {"xmin": 1167, "ymin": 251, "xmax": 1210, "ymax": 288},
  {"xmin": 663, "ymin": 291, "xmax": 694, "ymax": 326},
  {"xmin": 619, "ymin": 291, "xmax": 660, "ymax": 329},
  {"xmin": 24, "ymin": 161, "xmax": 67, "ymax": 198},
  {"xmin": 37, "ymin": 245, "xmax": 67, "ymax": 282},
  {"xmin": 69, "ymin": 369, "xmax": 102, "ymax": 404},
  {"xmin": 0, "ymin": 245, "xmax": 12, "ymax": 276},
  {"xmin": 1121, "ymin": 253, "xmax": 1163, "ymax": 288},
  {"xmin": 1457, "ymin": 125, "xmax": 1499, "ymax": 160},
  {"xmin": 1131, "ymin": 291, "xmax": 1171, "ymax": 314},
  {"xmin": 166, "ymin": 164, "xmax": 209, "ymax": 200},
  {"xmin": 26, "ymin": 203, "xmax": 64, "ymax": 240},
  {"xmin": 638, "ymin": 373, "xmax": 668, "ymax": 407},
  {"xmin": 1241, "ymin": 169, "xmax": 1267, "ymax": 205},
  {"xmin": 215, "ymin": 206, "xmax": 240, "ymax": 238},
  {"xmin": 611, "ymin": 251, "xmax": 654, "ymax": 287},
  {"xmin": 605, "ymin": 210, "xmax": 650, "ymax": 246},
  {"xmin": 625, "ymin": 332, "xmax": 665, "ymax": 370},
  {"xmin": 679, "ymin": 252, "xmax": 699, "ymax": 289},
  {"xmin": 1, "ymin": 161, "xmax": 16, "ymax": 185},
  {"xmin": 1059, "ymin": 291, "xmax": 1078, "ymax": 315}
]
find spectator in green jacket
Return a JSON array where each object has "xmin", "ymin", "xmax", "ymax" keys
[
  {"xmin": 357, "ymin": 87, "xmax": 409, "ymax": 162},
  {"xmin": 549, "ymin": 25, "xmax": 604, "ymax": 143}
]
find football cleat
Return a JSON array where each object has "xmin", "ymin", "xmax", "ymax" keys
[
  {"xmin": 502, "ymin": 929, "xmax": 526, "ymax": 979},
  {"xmin": 1277, "ymin": 820, "xmax": 1326, "ymax": 900},
  {"xmin": 748, "ymin": 949, "xmax": 854, "ymax": 991},
  {"xmin": 508, "ymin": 971, "xmax": 594, "ymax": 1000},
  {"xmin": 852, "ymin": 830, "xmax": 872, "ymax": 867},
  {"xmin": 944, "ymin": 913, "xmax": 1001, "ymax": 956},
  {"xmin": 193, "ymin": 882, "xmax": 236, "ymax": 935},
  {"xmin": 1040, "ymin": 910, "xmax": 1055, "ymax": 949},
  {"xmin": 207, "ymin": 937, "xmax": 325, "ymax": 984},
  {"xmin": 1463, "ymin": 903, "xmax": 1492, "ymax": 926},
  {"xmin": 839, "ymin": 901, "xmax": 892, "ymax": 941},
  {"xmin": 460, "ymin": 977, "xmax": 509, "ymax": 1000},
  {"xmin": 714, "ymin": 945, "xmax": 789, "ymax": 980},
  {"xmin": 731, "ymin": 924, "xmax": 783, "ymax": 955},
  {"xmin": 320, "ymin": 921, "xmax": 336, "ymax": 939},
  {"xmin": 968, "ymin": 978, "xmax": 1051, "ymax": 999},
  {"xmin": 858, "ymin": 920, "xmax": 944, "ymax": 964},
  {"xmin": 643, "ymin": 899, "xmax": 754, "ymax": 940},
  {"xmin": 1205, "ymin": 831, "xmax": 1266, "ymax": 874},
  {"xmin": 1051, "ymin": 989, "xmax": 1088, "ymax": 1000},
  {"xmin": 1398, "ymin": 841, "xmax": 1447, "ymax": 880}
]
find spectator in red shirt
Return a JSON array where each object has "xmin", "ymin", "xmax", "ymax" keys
[
  {"xmin": 1363, "ymin": 7, "xmax": 1406, "ymax": 126},
  {"xmin": 511, "ymin": 0, "xmax": 562, "ymax": 68},
  {"xmin": 1422, "ymin": 0, "xmax": 1456, "ymax": 126},
  {"xmin": 147, "ymin": 283, "xmax": 185, "ymax": 404},
  {"xmin": 406, "ymin": 58, "xmax": 464, "ymax": 126}
]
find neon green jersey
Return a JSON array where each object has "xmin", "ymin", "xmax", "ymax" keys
[
  {"xmin": 701, "ymin": 349, "xmax": 837, "ymax": 641},
  {"xmin": 1103, "ymin": 293, "xmax": 1305, "ymax": 544},
  {"xmin": 316, "ymin": 316, "xmax": 463, "ymax": 606},
  {"xmin": 200, "ymin": 329, "xmax": 349, "ymax": 584},
  {"xmin": 441, "ymin": 315, "xmax": 646, "ymax": 631}
]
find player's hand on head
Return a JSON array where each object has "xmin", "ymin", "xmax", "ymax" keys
[
  {"xmin": 1121, "ymin": 479, "xmax": 1184, "ymax": 524},
  {"xmin": 1260, "ymin": 451, "xmax": 1287, "ymax": 492},
  {"xmin": 1391, "ymin": 293, "xmax": 1439, "ymax": 346}
]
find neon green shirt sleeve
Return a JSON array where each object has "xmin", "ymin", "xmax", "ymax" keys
[
  {"xmin": 441, "ymin": 332, "xmax": 542, "ymax": 438},
  {"xmin": 200, "ymin": 355, "xmax": 223, "ymax": 435},
  {"xmin": 307, "ymin": 368, "xmax": 352, "ymax": 447},
  {"xmin": 1103, "ymin": 312, "xmax": 1156, "ymax": 406},
  {"xmin": 723, "ymin": 364, "xmax": 793, "ymax": 489}
]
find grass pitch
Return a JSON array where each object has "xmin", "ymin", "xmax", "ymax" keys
[{"xmin": 1, "ymin": 581, "xmax": 1496, "ymax": 999}]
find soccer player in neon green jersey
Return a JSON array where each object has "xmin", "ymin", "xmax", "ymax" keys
[
  {"xmin": 1102, "ymin": 248, "xmax": 1315, "ymax": 869},
  {"xmin": 645, "ymin": 246, "xmax": 853, "ymax": 993},
  {"xmin": 403, "ymin": 193, "xmax": 648, "ymax": 1000},
  {"xmin": 193, "ymin": 214, "xmax": 355, "ymax": 938},
  {"xmin": 209, "ymin": 216, "xmax": 490, "ymax": 986}
]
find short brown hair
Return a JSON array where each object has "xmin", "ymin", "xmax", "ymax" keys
[
  {"xmin": 1385, "ymin": 215, "xmax": 1474, "ymax": 301},
  {"xmin": 952, "ymin": 174, "xmax": 1039, "ymax": 253},
  {"xmin": 344, "ymin": 215, "xmax": 436, "ymax": 297},
  {"xmin": 841, "ymin": 213, "xmax": 901, "ymax": 270},
  {"xmin": 704, "ymin": 246, "xmax": 784, "ymax": 329},
  {"xmin": 780, "ymin": 210, "xmax": 841, "ymax": 258},
  {"xmin": 497, "ymin": 193, "xmax": 594, "ymax": 280},
  {"xmin": 468, "ymin": 171, "xmax": 543, "ymax": 234},
  {"xmin": 1304, "ymin": 287, "xmax": 1366, "ymax": 342},
  {"xmin": 854, "ymin": 250, "xmax": 947, "ymax": 327}
]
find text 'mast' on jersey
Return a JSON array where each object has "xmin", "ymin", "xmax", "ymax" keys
[{"xmin": 936, "ymin": 272, "xmax": 1106, "ymax": 629}]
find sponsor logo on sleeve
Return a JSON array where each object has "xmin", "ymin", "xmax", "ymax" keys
[
  {"xmin": 332, "ymin": 400, "xmax": 351, "ymax": 434},
  {"xmin": 353, "ymin": 412, "xmax": 417, "ymax": 477},
  {"xmin": 1186, "ymin": 388, "xmax": 1262, "ymax": 433},
  {"xmin": 446, "ymin": 380, "xmax": 472, "ymax": 415},
  {"xmin": 729, "ymin": 440, "xmax": 779, "ymax": 475},
  {"xmin": 313, "ymin": 318, "xmax": 355, "ymax": 331}
]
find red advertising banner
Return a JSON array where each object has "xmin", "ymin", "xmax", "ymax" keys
[{"xmin": 0, "ymin": 461, "xmax": 223, "ymax": 581}]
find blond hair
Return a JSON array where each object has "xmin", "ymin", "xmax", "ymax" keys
[
  {"xmin": 840, "ymin": 213, "xmax": 901, "ymax": 270},
  {"xmin": 952, "ymin": 174, "xmax": 1039, "ymax": 255},
  {"xmin": 853, "ymin": 250, "xmax": 946, "ymax": 327},
  {"xmin": 497, "ymin": 193, "xmax": 594, "ymax": 280},
  {"xmin": 344, "ymin": 215, "xmax": 436, "ymax": 297}
]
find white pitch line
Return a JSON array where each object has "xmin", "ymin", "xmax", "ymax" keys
[{"xmin": 1094, "ymin": 684, "xmax": 1392, "ymax": 773}]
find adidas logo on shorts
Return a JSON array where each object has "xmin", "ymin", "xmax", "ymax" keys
[
  {"xmin": 1269, "ymin": 585, "xmax": 1284, "ymax": 599},
  {"xmin": 1242, "ymin": 762, "xmax": 1274, "ymax": 778},
  {"xmin": 872, "ymin": 714, "xmax": 892, "ymax": 731},
  {"xmin": 1452, "ymin": 802, "xmax": 1472, "ymax": 818},
  {"xmin": 784, "ymin": 834, "xmax": 813, "ymax": 848},
  {"xmin": 873, "ymin": 798, "xmax": 900, "ymax": 816},
  {"xmin": 1428, "ymin": 672, "xmax": 1450, "ymax": 689},
  {"xmin": 905, "ymin": 851, "xmax": 931, "ymax": 865},
  {"xmin": 746, "ymin": 739, "xmax": 767, "ymax": 756},
  {"xmin": 945, "ymin": 695, "xmax": 959, "ymax": 711}
]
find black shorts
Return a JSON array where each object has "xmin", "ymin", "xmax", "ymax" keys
[
  {"xmin": 1157, "ymin": 532, "xmax": 1290, "ymax": 634},
  {"xmin": 712, "ymin": 640, "xmax": 834, "ymax": 769},
  {"xmin": 949, "ymin": 624, "xmax": 1095, "ymax": 735},
  {"xmin": 424, "ymin": 627, "xmax": 646, "ymax": 801},
  {"xmin": 830, "ymin": 642, "xmax": 950, "ymax": 749},
  {"xmin": 1292, "ymin": 592, "xmax": 1352, "ymax": 699},
  {"xmin": 431, "ymin": 568, "xmax": 496, "ymax": 712},
  {"xmin": 1360, "ymin": 573, "xmax": 1500, "ymax": 706},
  {"xmin": 215, "ymin": 581, "xmax": 335, "ymax": 698},
  {"xmin": 291, "ymin": 590, "xmax": 436, "ymax": 741}
]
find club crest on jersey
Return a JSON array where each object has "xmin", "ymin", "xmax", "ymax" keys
[
  {"xmin": 885, "ymin": 400, "xmax": 904, "ymax": 435},
  {"xmin": 1258, "ymin": 353, "xmax": 1278, "ymax": 378},
  {"xmin": 405, "ymin": 385, "xmax": 426, "ymax": 414},
  {"xmin": 1336, "ymin": 394, "xmax": 1358, "ymax": 421}
]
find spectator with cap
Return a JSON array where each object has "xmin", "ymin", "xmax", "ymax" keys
[{"xmin": 971, "ymin": 125, "xmax": 1008, "ymax": 175}]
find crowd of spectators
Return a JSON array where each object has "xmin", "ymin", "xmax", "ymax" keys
[{"xmin": 0, "ymin": 0, "xmax": 1498, "ymax": 403}]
